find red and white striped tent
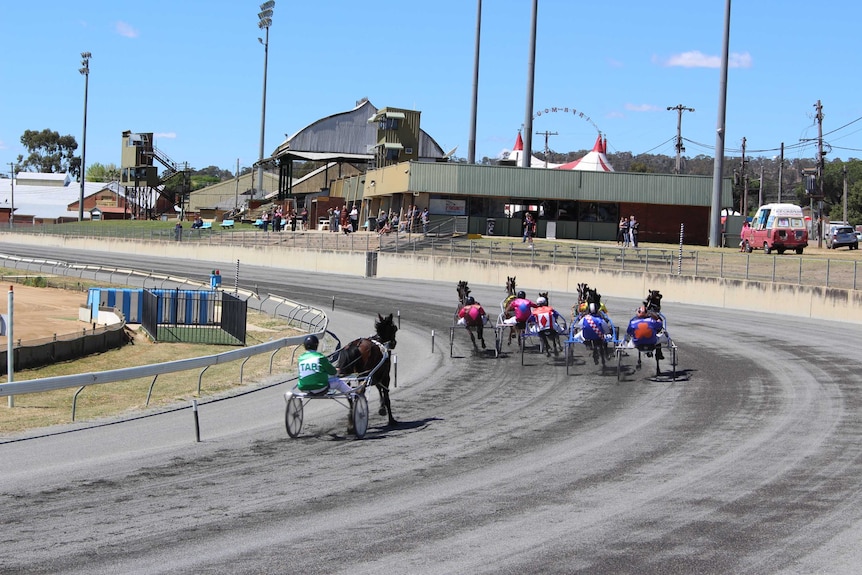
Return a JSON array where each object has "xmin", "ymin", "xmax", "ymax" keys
[
  {"xmin": 498, "ymin": 132, "xmax": 562, "ymax": 168},
  {"xmin": 555, "ymin": 134, "xmax": 615, "ymax": 172}
]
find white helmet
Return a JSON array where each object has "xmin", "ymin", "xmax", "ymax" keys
[
  {"xmin": 588, "ymin": 302, "xmax": 597, "ymax": 314},
  {"xmin": 536, "ymin": 296, "xmax": 547, "ymax": 306}
]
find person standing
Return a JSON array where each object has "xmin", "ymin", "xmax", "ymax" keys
[
  {"xmin": 740, "ymin": 220, "xmax": 750, "ymax": 251},
  {"xmin": 618, "ymin": 217, "xmax": 628, "ymax": 246},
  {"xmin": 628, "ymin": 215, "xmax": 639, "ymax": 248},
  {"xmin": 328, "ymin": 207, "xmax": 337, "ymax": 232},
  {"xmin": 523, "ymin": 213, "xmax": 536, "ymax": 245},
  {"xmin": 349, "ymin": 204, "xmax": 359, "ymax": 233},
  {"xmin": 421, "ymin": 207, "xmax": 430, "ymax": 235}
]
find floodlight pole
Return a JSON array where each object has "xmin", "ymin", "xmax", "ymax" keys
[
  {"xmin": 8, "ymin": 163, "xmax": 15, "ymax": 229},
  {"xmin": 79, "ymin": 52, "xmax": 91, "ymax": 222},
  {"xmin": 257, "ymin": 1, "xmax": 275, "ymax": 197}
]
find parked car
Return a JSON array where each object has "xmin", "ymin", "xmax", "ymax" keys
[
  {"xmin": 828, "ymin": 226, "xmax": 859, "ymax": 250},
  {"xmin": 855, "ymin": 230, "xmax": 862, "ymax": 243}
]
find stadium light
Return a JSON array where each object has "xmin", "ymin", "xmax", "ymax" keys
[
  {"xmin": 256, "ymin": 1, "xmax": 274, "ymax": 196},
  {"xmin": 79, "ymin": 51, "xmax": 92, "ymax": 222}
]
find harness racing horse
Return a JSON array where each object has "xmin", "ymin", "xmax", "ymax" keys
[
  {"xmin": 534, "ymin": 291, "xmax": 562, "ymax": 356},
  {"xmin": 644, "ymin": 289, "xmax": 663, "ymax": 317},
  {"xmin": 502, "ymin": 276, "xmax": 519, "ymax": 345},
  {"xmin": 633, "ymin": 289, "xmax": 667, "ymax": 376},
  {"xmin": 337, "ymin": 313, "xmax": 399, "ymax": 427},
  {"xmin": 456, "ymin": 280, "xmax": 485, "ymax": 351},
  {"xmin": 581, "ymin": 287, "xmax": 612, "ymax": 366},
  {"xmin": 572, "ymin": 282, "xmax": 590, "ymax": 321}
]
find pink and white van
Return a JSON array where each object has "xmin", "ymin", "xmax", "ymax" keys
[{"xmin": 742, "ymin": 203, "xmax": 808, "ymax": 255}]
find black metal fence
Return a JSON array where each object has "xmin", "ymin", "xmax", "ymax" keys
[{"xmin": 141, "ymin": 289, "xmax": 247, "ymax": 345}]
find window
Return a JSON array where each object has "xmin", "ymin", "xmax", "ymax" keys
[{"xmin": 379, "ymin": 118, "xmax": 399, "ymax": 131}]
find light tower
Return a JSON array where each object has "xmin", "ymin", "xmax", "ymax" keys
[
  {"xmin": 79, "ymin": 52, "xmax": 92, "ymax": 221},
  {"xmin": 256, "ymin": 1, "xmax": 274, "ymax": 197}
]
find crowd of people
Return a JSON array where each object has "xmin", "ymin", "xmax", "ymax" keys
[{"xmin": 617, "ymin": 215, "xmax": 640, "ymax": 247}]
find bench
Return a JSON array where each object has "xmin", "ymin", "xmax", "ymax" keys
[
  {"xmin": 201, "ymin": 221, "xmax": 212, "ymax": 230},
  {"xmin": 220, "ymin": 219, "xmax": 235, "ymax": 229},
  {"xmin": 254, "ymin": 219, "xmax": 264, "ymax": 228}
]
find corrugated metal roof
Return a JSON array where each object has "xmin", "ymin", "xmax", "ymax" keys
[{"xmin": 405, "ymin": 162, "xmax": 732, "ymax": 207}]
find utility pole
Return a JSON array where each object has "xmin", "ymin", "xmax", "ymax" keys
[
  {"xmin": 8, "ymin": 162, "xmax": 15, "ymax": 229},
  {"xmin": 758, "ymin": 165, "xmax": 764, "ymax": 208},
  {"xmin": 667, "ymin": 104, "xmax": 694, "ymax": 174},
  {"xmin": 520, "ymin": 0, "xmax": 538, "ymax": 168},
  {"xmin": 843, "ymin": 164, "xmax": 848, "ymax": 226},
  {"xmin": 234, "ymin": 158, "xmax": 240, "ymax": 212},
  {"xmin": 815, "ymin": 99, "xmax": 825, "ymax": 248},
  {"xmin": 740, "ymin": 137, "xmax": 748, "ymax": 217},
  {"xmin": 535, "ymin": 130, "xmax": 558, "ymax": 168},
  {"xmin": 467, "ymin": 0, "xmax": 482, "ymax": 164},
  {"xmin": 777, "ymin": 142, "xmax": 785, "ymax": 203}
]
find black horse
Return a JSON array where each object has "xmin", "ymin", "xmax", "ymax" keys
[
  {"xmin": 644, "ymin": 289, "xmax": 663, "ymax": 317},
  {"xmin": 634, "ymin": 289, "xmax": 666, "ymax": 375},
  {"xmin": 337, "ymin": 313, "xmax": 399, "ymax": 427},
  {"xmin": 535, "ymin": 291, "xmax": 562, "ymax": 356},
  {"xmin": 503, "ymin": 276, "xmax": 518, "ymax": 345},
  {"xmin": 581, "ymin": 287, "xmax": 612, "ymax": 366}
]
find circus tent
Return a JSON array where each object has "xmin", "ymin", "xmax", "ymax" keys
[
  {"xmin": 498, "ymin": 132, "xmax": 562, "ymax": 168},
  {"xmin": 555, "ymin": 134, "xmax": 615, "ymax": 172}
]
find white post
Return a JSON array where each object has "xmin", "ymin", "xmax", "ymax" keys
[{"xmin": 7, "ymin": 286, "xmax": 13, "ymax": 408}]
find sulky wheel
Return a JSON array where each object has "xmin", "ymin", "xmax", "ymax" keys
[
  {"xmin": 351, "ymin": 393, "xmax": 369, "ymax": 439},
  {"xmin": 449, "ymin": 326, "xmax": 455, "ymax": 358},
  {"xmin": 285, "ymin": 395, "xmax": 304, "ymax": 438},
  {"xmin": 616, "ymin": 347, "xmax": 623, "ymax": 383},
  {"xmin": 520, "ymin": 332, "xmax": 526, "ymax": 365}
]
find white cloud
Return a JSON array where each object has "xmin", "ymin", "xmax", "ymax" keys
[
  {"xmin": 606, "ymin": 57, "xmax": 624, "ymax": 68},
  {"xmin": 115, "ymin": 21, "xmax": 139, "ymax": 38},
  {"xmin": 660, "ymin": 50, "xmax": 752, "ymax": 69},
  {"xmin": 624, "ymin": 103, "xmax": 660, "ymax": 113},
  {"xmin": 154, "ymin": 132, "xmax": 177, "ymax": 139},
  {"xmin": 606, "ymin": 111, "xmax": 625, "ymax": 119},
  {"xmin": 0, "ymin": 139, "xmax": 7, "ymax": 150}
]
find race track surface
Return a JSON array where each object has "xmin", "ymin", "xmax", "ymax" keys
[{"xmin": 2, "ymin": 243, "xmax": 862, "ymax": 574}]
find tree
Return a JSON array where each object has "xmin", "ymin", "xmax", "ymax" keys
[
  {"xmin": 17, "ymin": 129, "xmax": 80, "ymax": 176},
  {"xmin": 86, "ymin": 162, "xmax": 120, "ymax": 182}
]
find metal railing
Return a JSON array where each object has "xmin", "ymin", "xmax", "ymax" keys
[
  {"xmin": 0, "ymin": 254, "xmax": 329, "ymax": 420},
  {"xmin": 2, "ymin": 225, "xmax": 859, "ymax": 289}
]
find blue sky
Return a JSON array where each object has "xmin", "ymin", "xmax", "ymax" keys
[{"xmin": 3, "ymin": 0, "xmax": 862, "ymax": 178}]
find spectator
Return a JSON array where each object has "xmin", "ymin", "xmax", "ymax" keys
[
  {"xmin": 628, "ymin": 215, "xmax": 639, "ymax": 248},
  {"xmin": 740, "ymin": 220, "xmax": 750, "ymax": 251},
  {"xmin": 328, "ymin": 207, "xmax": 337, "ymax": 232},
  {"xmin": 349, "ymin": 204, "xmax": 359, "ymax": 233},
  {"xmin": 421, "ymin": 207, "xmax": 430, "ymax": 235},
  {"xmin": 340, "ymin": 204, "xmax": 351, "ymax": 234},
  {"xmin": 618, "ymin": 216, "xmax": 628, "ymax": 246},
  {"xmin": 523, "ymin": 213, "xmax": 536, "ymax": 245},
  {"xmin": 300, "ymin": 206, "xmax": 309, "ymax": 231}
]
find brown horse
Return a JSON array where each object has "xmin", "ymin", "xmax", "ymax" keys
[
  {"xmin": 337, "ymin": 313, "xmax": 398, "ymax": 427},
  {"xmin": 503, "ymin": 276, "xmax": 519, "ymax": 345},
  {"xmin": 456, "ymin": 280, "xmax": 485, "ymax": 350}
]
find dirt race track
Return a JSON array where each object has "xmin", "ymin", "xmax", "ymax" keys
[
  {"xmin": 5, "ymin": 246, "xmax": 862, "ymax": 574},
  {"xmin": 0, "ymin": 285, "xmax": 88, "ymax": 344}
]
